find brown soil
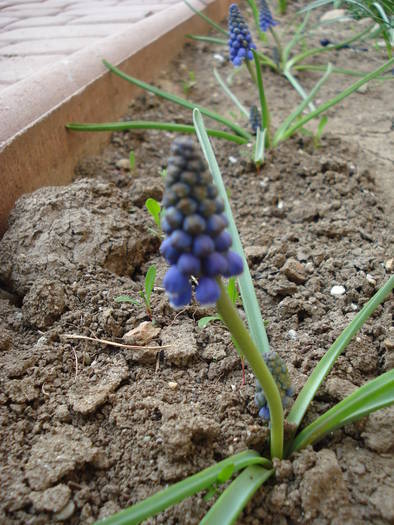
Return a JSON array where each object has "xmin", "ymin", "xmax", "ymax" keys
[{"xmin": 0, "ymin": 1, "xmax": 393, "ymax": 524}]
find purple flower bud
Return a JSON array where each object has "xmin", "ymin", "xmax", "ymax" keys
[
  {"xmin": 183, "ymin": 214, "xmax": 206, "ymax": 236},
  {"xmin": 160, "ymin": 238, "xmax": 180, "ymax": 264},
  {"xmin": 165, "ymin": 207, "xmax": 183, "ymax": 229},
  {"xmin": 163, "ymin": 266, "xmax": 190, "ymax": 294},
  {"xmin": 228, "ymin": 4, "xmax": 256, "ymax": 67},
  {"xmin": 169, "ymin": 230, "xmax": 192, "ymax": 251},
  {"xmin": 259, "ymin": 0, "xmax": 277, "ymax": 32},
  {"xmin": 206, "ymin": 214, "xmax": 228, "ymax": 236},
  {"xmin": 202, "ymin": 252, "xmax": 228, "ymax": 277},
  {"xmin": 214, "ymin": 230, "xmax": 232, "ymax": 252},
  {"xmin": 195, "ymin": 277, "xmax": 221, "ymax": 304},
  {"xmin": 168, "ymin": 285, "xmax": 192, "ymax": 308},
  {"xmin": 222, "ymin": 251, "xmax": 243, "ymax": 277},
  {"xmin": 258, "ymin": 406, "xmax": 270, "ymax": 420},
  {"xmin": 177, "ymin": 253, "xmax": 201, "ymax": 276},
  {"xmin": 193, "ymin": 235, "xmax": 215, "ymax": 257}
]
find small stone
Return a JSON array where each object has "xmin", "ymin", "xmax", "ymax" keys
[
  {"xmin": 168, "ymin": 381, "xmax": 178, "ymax": 389},
  {"xmin": 228, "ymin": 156, "xmax": 237, "ymax": 164},
  {"xmin": 202, "ymin": 343, "xmax": 226, "ymax": 361},
  {"xmin": 330, "ymin": 285, "xmax": 346, "ymax": 296},
  {"xmin": 281, "ymin": 258, "xmax": 307, "ymax": 284},
  {"xmin": 54, "ymin": 500, "xmax": 75, "ymax": 521},
  {"xmin": 213, "ymin": 53, "xmax": 225, "ymax": 63},
  {"xmin": 116, "ymin": 158, "xmax": 130, "ymax": 170},
  {"xmin": 161, "ymin": 321, "xmax": 198, "ymax": 366},
  {"xmin": 123, "ymin": 321, "xmax": 161, "ymax": 346},
  {"xmin": 383, "ymin": 338, "xmax": 394, "ymax": 351},
  {"xmin": 356, "ymin": 84, "xmax": 368, "ymax": 94},
  {"xmin": 244, "ymin": 245, "xmax": 267, "ymax": 264},
  {"xmin": 362, "ymin": 405, "xmax": 394, "ymax": 453},
  {"xmin": 287, "ymin": 329, "xmax": 297, "ymax": 340},
  {"xmin": 366, "ymin": 274, "xmax": 376, "ymax": 285},
  {"xmin": 385, "ymin": 258, "xmax": 393, "ymax": 271},
  {"xmin": 31, "ymin": 484, "xmax": 71, "ymax": 513}
]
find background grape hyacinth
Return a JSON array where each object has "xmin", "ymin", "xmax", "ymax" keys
[
  {"xmin": 259, "ymin": 0, "xmax": 278, "ymax": 32},
  {"xmin": 161, "ymin": 137, "xmax": 243, "ymax": 308},
  {"xmin": 255, "ymin": 351, "xmax": 293, "ymax": 419},
  {"xmin": 228, "ymin": 3, "xmax": 256, "ymax": 66}
]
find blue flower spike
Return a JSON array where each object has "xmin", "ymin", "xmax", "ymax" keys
[
  {"xmin": 259, "ymin": 0, "xmax": 278, "ymax": 32},
  {"xmin": 228, "ymin": 4, "xmax": 256, "ymax": 67},
  {"xmin": 255, "ymin": 351, "xmax": 293, "ymax": 420},
  {"xmin": 161, "ymin": 137, "xmax": 243, "ymax": 308},
  {"xmin": 249, "ymin": 105, "xmax": 261, "ymax": 134}
]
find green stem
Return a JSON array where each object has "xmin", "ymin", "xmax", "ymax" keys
[
  {"xmin": 284, "ymin": 69, "xmax": 316, "ymax": 111},
  {"xmin": 278, "ymin": 0, "xmax": 287, "ymax": 15},
  {"xmin": 245, "ymin": 59, "xmax": 257, "ymax": 85},
  {"xmin": 253, "ymin": 50, "xmax": 271, "ymax": 148},
  {"xmin": 216, "ymin": 279, "xmax": 283, "ymax": 459}
]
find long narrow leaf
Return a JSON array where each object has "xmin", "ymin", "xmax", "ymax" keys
[
  {"xmin": 94, "ymin": 451, "xmax": 270, "ymax": 525},
  {"xmin": 288, "ymin": 369, "xmax": 394, "ymax": 455},
  {"xmin": 284, "ymin": 69, "xmax": 316, "ymax": 111},
  {"xmin": 294, "ymin": 63, "xmax": 394, "ymax": 79},
  {"xmin": 277, "ymin": 58, "xmax": 394, "ymax": 142},
  {"xmin": 254, "ymin": 127, "xmax": 266, "ymax": 165},
  {"xmin": 183, "ymin": 0, "xmax": 228, "ymax": 35},
  {"xmin": 287, "ymin": 275, "xmax": 394, "ymax": 430},
  {"xmin": 186, "ymin": 34, "xmax": 227, "ymax": 45},
  {"xmin": 144, "ymin": 265, "xmax": 156, "ymax": 303},
  {"xmin": 283, "ymin": 11, "xmax": 311, "ymax": 63},
  {"xmin": 193, "ymin": 108, "xmax": 270, "ymax": 356},
  {"xmin": 252, "ymin": 50, "xmax": 271, "ymax": 147},
  {"xmin": 213, "ymin": 68, "xmax": 249, "ymax": 118},
  {"xmin": 66, "ymin": 121, "xmax": 248, "ymax": 145},
  {"xmin": 200, "ymin": 466, "xmax": 274, "ymax": 525},
  {"xmin": 102, "ymin": 60, "xmax": 252, "ymax": 141},
  {"xmin": 274, "ymin": 63, "xmax": 332, "ymax": 144}
]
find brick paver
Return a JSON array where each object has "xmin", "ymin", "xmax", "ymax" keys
[{"xmin": 0, "ymin": 0, "xmax": 182, "ymax": 88}]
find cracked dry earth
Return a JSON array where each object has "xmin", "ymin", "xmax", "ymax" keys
[{"xmin": 0, "ymin": 2, "xmax": 393, "ymax": 524}]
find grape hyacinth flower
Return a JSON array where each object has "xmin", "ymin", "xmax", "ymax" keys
[
  {"xmin": 249, "ymin": 105, "xmax": 261, "ymax": 134},
  {"xmin": 160, "ymin": 137, "xmax": 243, "ymax": 308},
  {"xmin": 255, "ymin": 351, "xmax": 293, "ymax": 419},
  {"xmin": 259, "ymin": 0, "xmax": 278, "ymax": 32},
  {"xmin": 228, "ymin": 4, "xmax": 256, "ymax": 67}
]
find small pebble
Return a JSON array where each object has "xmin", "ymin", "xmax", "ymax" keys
[
  {"xmin": 384, "ymin": 258, "xmax": 393, "ymax": 271},
  {"xmin": 351, "ymin": 303, "xmax": 358, "ymax": 311},
  {"xmin": 213, "ymin": 53, "xmax": 225, "ymax": 63},
  {"xmin": 54, "ymin": 500, "xmax": 75, "ymax": 522},
  {"xmin": 366, "ymin": 274, "xmax": 376, "ymax": 285},
  {"xmin": 116, "ymin": 159, "xmax": 130, "ymax": 170},
  {"xmin": 330, "ymin": 285, "xmax": 346, "ymax": 296},
  {"xmin": 288, "ymin": 329, "xmax": 297, "ymax": 340},
  {"xmin": 168, "ymin": 381, "xmax": 178, "ymax": 389},
  {"xmin": 277, "ymin": 200, "xmax": 284, "ymax": 210},
  {"xmin": 228, "ymin": 156, "xmax": 237, "ymax": 164}
]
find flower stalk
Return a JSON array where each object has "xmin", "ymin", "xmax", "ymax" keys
[{"xmin": 216, "ymin": 278, "xmax": 284, "ymax": 459}]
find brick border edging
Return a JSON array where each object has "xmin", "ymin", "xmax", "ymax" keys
[{"xmin": 0, "ymin": 0, "xmax": 231, "ymax": 236}]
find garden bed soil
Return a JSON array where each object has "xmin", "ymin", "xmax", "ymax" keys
[{"xmin": 0, "ymin": 1, "xmax": 393, "ymax": 524}]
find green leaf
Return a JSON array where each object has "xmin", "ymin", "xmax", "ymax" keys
[
  {"xmin": 93, "ymin": 450, "xmax": 271, "ymax": 525},
  {"xmin": 129, "ymin": 150, "xmax": 135, "ymax": 170},
  {"xmin": 287, "ymin": 275, "xmax": 394, "ymax": 431},
  {"xmin": 315, "ymin": 115, "xmax": 328, "ymax": 144},
  {"xmin": 183, "ymin": 0, "xmax": 228, "ymax": 35},
  {"xmin": 217, "ymin": 463, "xmax": 235, "ymax": 484},
  {"xmin": 144, "ymin": 265, "xmax": 156, "ymax": 304},
  {"xmin": 198, "ymin": 315, "xmax": 221, "ymax": 329},
  {"xmin": 253, "ymin": 127, "xmax": 266, "ymax": 166},
  {"xmin": 102, "ymin": 60, "xmax": 252, "ymax": 141},
  {"xmin": 288, "ymin": 369, "xmax": 394, "ymax": 455},
  {"xmin": 145, "ymin": 198, "xmax": 161, "ymax": 229},
  {"xmin": 200, "ymin": 466, "xmax": 274, "ymax": 525},
  {"xmin": 213, "ymin": 68, "xmax": 249, "ymax": 118},
  {"xmin": 66, "ymin": 120, "xmax": 248, "ymax": 145},
  {"xmin": 193, "ymin": 108, "xmax": 270, "ymax": 357},
  {"xmin": 114, "ymin": 295, "xmax": 140, "ymax": 305},
  {"xmin": 186, "ymin": 34, "xmax": 227, "ymax": 45},
  {"xmin": 252, "ymin": 50, "xmax": 271, "ymax": 147},
  {"xmin": 277, "ymin": 58, "xmax": 394, "ymax": 143}
]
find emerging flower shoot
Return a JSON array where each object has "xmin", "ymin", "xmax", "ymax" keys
[
  {"xmin": 249, "ymin": 105, "xmax": 261, "ymax": 134},
  {"xmin": 228, "ymin": 3, "xmax": 256, "ymax": 67},
  {"xmin": 259, "ymin": 0, "xmax": 278, "ymax": 32},
  {"xmin": 255, "ymin": 351, "xmax": 293, "ymax": 419},
  {"xmin": 161, "ymin": 137, "xmax": 243, "ymax": 307}
]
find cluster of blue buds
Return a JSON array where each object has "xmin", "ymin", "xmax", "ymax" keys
[
  {"xmin": 249, "ymin": 105, "xmax": 261, "ymax": 134},
  {"xmin": 160, "ymin": 137, "xmax": 243, "ymax": 308},
  {"xmin": 228, "ymin": 4, "xmax": 256, "ymax": 67},
  {"xmin": 259, "ymin": 0, "xmax": 277, "ymax": 32},
  {"xmin": 255, "ymin": 351, "xmax": 293, "ymax": 419}
]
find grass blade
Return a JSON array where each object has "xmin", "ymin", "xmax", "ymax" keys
[
  {"xmin": 287, "ymin": 276, "xmax": 394, "ymax": 430},
  {"xmin": 277, "ymin": 58, "xmax": 394, "ymax": 142},
  {"xmin": 94, "ymin": 450, "xmax": 270, "ymax": 525},
  {"xmin": 254, "ymin": 127, "xmax": 266, "ymax": 166},
  {"xmin": 183, "ymin": 0, "xmax": 228, "ymax": 36},
  {"xmin": 213, "ymin": 68, "xmax": 249, "ymax": 118},
  {"xmin": 66, "ymin": 120, "xmax": 248, "ymax": 145},
  {"xmin": 186, "ymin": 34, "xmax": 227, "ymax": 45},
  {"xmin": 200, "ymin": 466, "xmax": 274, "ymax": 525},
  {"xmin": 144, "ymin": 265, "xmax": 156, "ymax": 304},
  {"xmin": 102, "ymin": 60, "xmax": 252, "ymax": 141},
  {"xmin": 252, "ymin": 50, "xmax": 271, "ymax": 147},
  {"xmin": 288, "ymin": 369, "xmax": 394, "ymax": 455},
  {"xmin": 274, "ymin": 63, "xmax": 332, "ymax": 144},
  {"xmin": 293, "ymin": 63, "xmax": 394, "ymax": 79},
  {"xmin": 193, "ymin": 108, "xmax": 270, "ymax": 356}
]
